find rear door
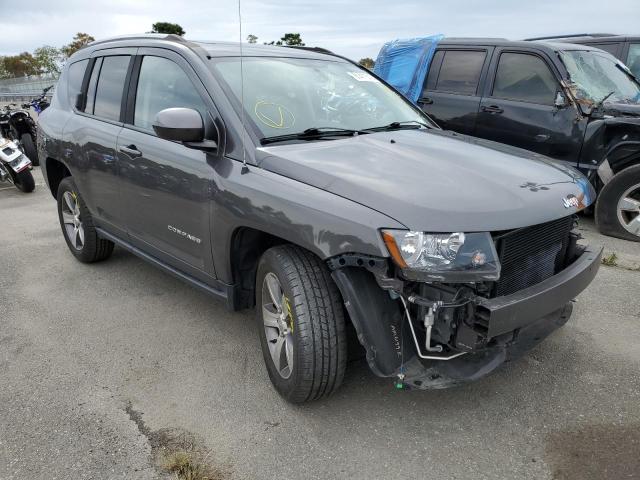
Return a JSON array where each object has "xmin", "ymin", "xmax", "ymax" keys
[
  {"xmin": 418, "ymin": 47, "xmax": 492, "ymax": 135},
  {"xmin": 62, "ymin": 50, "xmax": 134, "ymax": 237},
  {"xmin": 117, "ymin": 48, "xmax": 218, "ymax": 279},
  {"xmin": 474, "ymin": 49, "xmax": 585, "ymax": 165},
  {"xmin": 625, "ymin": 42, "xmax": 640, "ymax": 78}
]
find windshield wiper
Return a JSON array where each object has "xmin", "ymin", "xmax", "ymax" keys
[
  {"xmin": 364, "ymin": 120, "xmax": 431, "ymax": 132},
  {"xmin": 260, "ymin": 127, "xmax": 366, "ymax": 145},
  {"xmin": 592, "ymin": 91, "xmax": 615, "ymax": 111}
]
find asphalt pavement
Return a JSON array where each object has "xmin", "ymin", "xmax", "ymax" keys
[{"xmin": 1, "ymin": 168, "xmax": 639, "ymax": 480}]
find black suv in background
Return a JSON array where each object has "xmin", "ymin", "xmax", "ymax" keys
[
  {"xmin": 405, "ymin": 38, "xmax": 640, "ymax": 241},
  {"xmin": 526, "ymin": 34, "xmax": 640, "ymax": 78}
]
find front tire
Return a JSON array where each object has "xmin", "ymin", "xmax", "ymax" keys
[
  {"xmin": 256, "ymin": 245, "xmax": 347, "ymax": 403},
  {"xmin": 20, "ymin": 133, "xmax": 38, "ymax": 166},
  {"xmin": 57, "ymin": 177, "xmax": 114, "ymax": 262},
  {"xmin": 13, "ymin": 169, "xmax": 35, "ymax": 192},
  {"xmin": 595, "ymin": 165, "xmax": 640, "ymax": 242}
]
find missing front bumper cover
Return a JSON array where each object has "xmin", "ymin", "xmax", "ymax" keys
[{"xmin": 331, "ymin": 245, "xmax": 602, "ymax": 389}]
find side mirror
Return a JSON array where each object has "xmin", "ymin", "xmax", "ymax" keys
[
  {"xmin": 554, "ymin": 91, "xmax": 568, "ymax": 108},
  {"xmin": 153, "ymin": 108, "xmax": 217, "ymax": 151}
]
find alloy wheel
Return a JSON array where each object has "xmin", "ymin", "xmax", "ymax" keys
[
  {"xmin": 61, "ymin": 191, "xmax": 85, "ymax": 250},
  {"xmin": 262, "ymin": 272, "xmax": 294, "ymax": 379},
  {"xmin": 617, "ymin": 183, "xmax": 640, "ymax": 237}
]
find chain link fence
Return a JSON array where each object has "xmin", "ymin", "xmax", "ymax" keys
[{"xmin": 0, "ymin": 73, "xmax": 58, "ymax": 102}]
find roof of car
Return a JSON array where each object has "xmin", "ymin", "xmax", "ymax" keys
[
  {"xmin": 438, "ymin": 37, "xmax": 599, "ymax": 51},
  {"xmin": 526, "ymin": 34, "xmax": 639, "ymax": 43},
  {"xmin": 85, "ymin": 34, "xmax": 344, "ymax": 61}
]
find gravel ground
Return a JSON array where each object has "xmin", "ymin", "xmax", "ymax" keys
[{"xmin": 1, "ymin": 168, "xmax": 639, "ymax": 480}]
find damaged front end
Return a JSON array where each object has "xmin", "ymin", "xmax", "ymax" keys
[{"xmin": 328, "ymin": 216, "xmax": 602, "ymax": 389}]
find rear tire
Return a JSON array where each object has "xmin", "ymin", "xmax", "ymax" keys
[
  {"xmin": 20, "ymin": 133, "xmax": 38, "ymax": 166},
  {"xmin": 595, "ymin": 165, "xmax": 640, "ymax": 242},
  {"xmin": 256, "ymin": 245, "xmax": 347, "ymax": 403},
  {"xmin": 57, "ymin": 177, "xmax": 114, "ymax": 262},
  {"xmin": 13, "ymin": 169, "xmax": 35, "ymax": 192}
]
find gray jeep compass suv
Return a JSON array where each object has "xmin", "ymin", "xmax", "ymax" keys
[{"xmin": 38, "ymin": 34, "xmax": 601, "ymax": 403}]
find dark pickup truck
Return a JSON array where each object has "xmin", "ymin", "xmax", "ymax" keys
[
  {"xmin": 526, "ymin": 33, "xmax": 640, "ymax": 79},
  {"xmin": 376, "ymin": 37, "xmax": 640, "ymax": 241}
]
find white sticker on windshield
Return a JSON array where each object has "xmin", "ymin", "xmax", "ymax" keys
[{"xmin": 348, "ymin": 71, "xmax": 378, "ymax": 82}]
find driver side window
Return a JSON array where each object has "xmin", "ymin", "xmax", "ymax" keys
[
  {"xmin": 492, "ymin": 53, "xmax": 558, "ymax": 105},
  {"xmin": 134, "ymin": 56, "xmax": 206, "ymax": 131}
]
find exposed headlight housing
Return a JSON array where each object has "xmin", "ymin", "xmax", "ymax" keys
[
  {"xmin": 9, "ymin": 153, "xmax": 32, "ymax": 173},
  {"xmin": 382, "ymin": 230, "xmax": 501, "ymax": 282}
]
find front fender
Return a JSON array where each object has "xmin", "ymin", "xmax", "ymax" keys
[
  {"xmin": 582, "ymin": 117, "xmax": 640, "ymax": 179},
  {"xmin": 210, "ymin": 157, "xmax": 405, "ymax": 283}
]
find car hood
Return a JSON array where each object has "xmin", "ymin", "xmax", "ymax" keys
[
  {"xmin": 603, "ymin": 102, "xmax": 640, "ymax": 118},
  {"xmin": 256, "ymin": 129, "xmax": 595, "ymax": 232}
]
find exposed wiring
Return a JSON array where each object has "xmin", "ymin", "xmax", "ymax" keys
[{"xmin": 399, "ymin": 295, "xmax": 466, "ymax": 361}]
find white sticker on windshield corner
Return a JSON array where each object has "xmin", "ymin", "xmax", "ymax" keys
[{"xmin": 348, "ymin": 71, "xmax": 379, "ymax": 82}]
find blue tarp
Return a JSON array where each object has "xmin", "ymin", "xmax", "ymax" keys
[{"xmin": 374, "ymin": 35, "xmax": 444, "ymax": 103}]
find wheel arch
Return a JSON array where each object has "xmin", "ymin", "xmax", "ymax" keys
[
  {"xmin": 228, "ymin": 226, "xmax": 292, "ymax": 310},
  {"xmin": 45, "ymin": 157, "xmax": 71, "ymax": 199},
  {"xmin": 606, "ymin": 141, "xmax": 640, "ymax": 175}
]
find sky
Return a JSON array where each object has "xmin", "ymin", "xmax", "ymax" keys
[{"xmin": 1, "ymin": 0, "xmax": 639, "ymax": 61}]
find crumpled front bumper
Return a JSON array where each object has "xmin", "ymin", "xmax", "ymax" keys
[{"xmin": 332, "ymin": 245, "xmax": 603, "ymax": 389}]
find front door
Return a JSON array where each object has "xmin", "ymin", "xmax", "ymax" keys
[
  {"xmin": 117, "ymin": 51, "xmax": 217, "ymax": 279},
  {"xmin": 474, "ymin": 49, "xmax": 586, "ymax": 165}
]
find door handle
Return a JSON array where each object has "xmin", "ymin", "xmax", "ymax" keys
[
  {"xmin": 119, "ymin": 144, "xmax": 142, "ymax": 158},
  {"xmin": 418, "ymin": 96, "xmax": 433, "ymax": 105},
  {"xmin": 535, "ymin": 134, "xmax": 550, "ymax": 142},
  {"xmin": 481, "ymin": 105, "xmax": 504, "ymax": 114}
]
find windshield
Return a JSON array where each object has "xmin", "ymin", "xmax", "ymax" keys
[
  {"xmin": 560, "ymin": 50, "xmax": 640, "ymax": 105},
  {"xmin": 209, "ymin": 57, "xmax": 431, "ymax": 140}
]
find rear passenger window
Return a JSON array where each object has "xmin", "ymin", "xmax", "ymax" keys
[
  {"xmin": 434, "ymin": 50, "xmax": 486, "ymax": 95},
  {"xmin": 133, "ymin": 56, "xmax": 206, "ymax": 131},
  {"xmin": 627, "ymin": 44, "xmax": 640, "ymax": 78},
  {"xmin": 84, "ymin": 58, "xmax": 102, "ymax": 115},
  {"xmin": 424, "ymin": 50, "xmax": 444, "ymax": 91},
  {"xmin": 492, "ymin": 53, "xmax": 557, "ymax": 105},
  {"xmin": 67, "ymin": 59, "xmax": 88, "ymax": 109},
  {"xmin": 93, "ymin": 56, "xmax": 131, "ymax": 121},
  {"xmin": 588, "ymin": 43, "xmax": 620, "ymax": 57}
]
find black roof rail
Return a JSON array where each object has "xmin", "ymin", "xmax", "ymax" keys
[
  {"xmin": 87, "ymin": 33, "xmax": 188, "ymax": 48},
  {"xmin": 284, "ymin": 45, "xmax": 336, "ymax": 55},
  {"xmin": 445, "ymin": 37, "xmax": 508, "ymax": 41},
  {"xmin": 524, "ymin": 33, "xmax": 616, "ymax": 41}
]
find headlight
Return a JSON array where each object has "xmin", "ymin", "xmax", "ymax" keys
[
  {"xmin": 382, "ymin": 230, "xmax": 501, "ymax": 282},
  {"xmin": 9, "ymin": 154, "xmax": 31, "ymax": 173}
]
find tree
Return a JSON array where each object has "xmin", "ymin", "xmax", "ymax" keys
[
  {"xmin": 61, "ymin": 33, "xmax": 95, "ymax": 58},
  {"xmin": 358, "ymin": 58, "xmax": 375, "ymax": 70},
  {"xmin": 246, "ymin": 34, "xmax": 258, "ymax": 44},
  {"xmin": 265, "ymin": 33, "xmax": 305, "ymax": 46},
  {"xmin": 34, "ymin": 45, "xmax": 62, "ymax": 75},
  {"xmin": 280, "ymin": 33, "xmax": 304, "ymax": 46},
  {"xmin": 151, "ymin": 22, "xmax": 185, "ymax": 36},
  {"xmin": 1, "ymin": 52, "xmax": 41, "ymax": 77},
  {"xmin": 0, "ymin": 60, "xmax": 9, "ymax": 79}
]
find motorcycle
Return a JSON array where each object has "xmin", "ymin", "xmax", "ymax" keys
[
  {"xmin": 0, "ymin": 93, "xmax": 42, "ymax": 166},
  {"xmin": 23, "ymin": 85, "xmax": 53, "ymax": 115},
  {"xmin": 0, "ymin": 136, "xmax": 35, "ymax": 192}
]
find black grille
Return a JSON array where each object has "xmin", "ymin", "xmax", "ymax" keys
[
  {"xmin": 2, "ymin": 147, "xmax": 13, "ymax": 155},
  {"xmin": 493, "ymin": 216, "xmax": 574, "ymax": 297}
]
